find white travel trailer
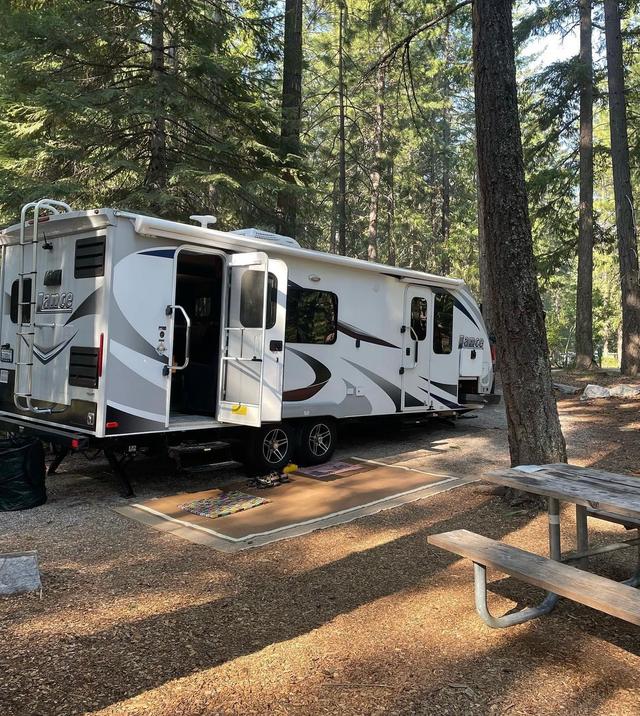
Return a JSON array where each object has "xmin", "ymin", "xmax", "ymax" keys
[{"xmin": 0, "ymin": 200, "xmax": 496, "ymax": 489}]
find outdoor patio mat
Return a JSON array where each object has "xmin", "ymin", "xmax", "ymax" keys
[
  {"xmin": 179, "ymin": 491, "xmax": 269, "ymax": 519},
  {"xmin": 115, "ymin": 459, "xmax": 470, "ymax": 552}
]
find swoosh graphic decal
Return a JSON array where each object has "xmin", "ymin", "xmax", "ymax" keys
[
  {"xmin": 283, "ymin": 348, "xmax": 331, "ymax": 401},
  {"xmin": 427, "ymin": 380, "xmax": 458, "ymax": 398},
  {"xmin": 22, "ymin": 331, "xmax": 78, "ymax": 364},
  {"xmin": 344, "ymin": 359, "xmax": 423, "ymax": 412},
  {"xmin": 419, "ymin": 386, "xmax": 462, "ymax": 410},
  {"xmin": 337, "ymin": 321, "xmax": 399, "ymax": 349},
  {"xmin": 65, "ymin": 286, "xmax": 103, "ymax": 325}
]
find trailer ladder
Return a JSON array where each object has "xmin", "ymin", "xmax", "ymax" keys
[{"xmin": 14, "ymin": 199, "xmax": 73, "ymax": 414}]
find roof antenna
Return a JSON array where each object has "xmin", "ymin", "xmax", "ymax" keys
[
  {"xmin": 42, "ymin": 232, "xmax": 53, "ymax": 251},
  {"xmin": 190, "ymin": 214, "xmax": 217, "ymax": 228}
]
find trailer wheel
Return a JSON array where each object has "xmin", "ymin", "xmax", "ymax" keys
[
  {"xmin": 245, "ymin": 424, "xmax": 295, "ymax": 474},
  {"xmin": 296, "ymin": 419, "xmax": 337, "ymax": 466}
]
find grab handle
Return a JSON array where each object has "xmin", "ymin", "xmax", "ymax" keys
[{"xmin": 166, "ymin": 304, "xmax": 191, "ymax": 371}]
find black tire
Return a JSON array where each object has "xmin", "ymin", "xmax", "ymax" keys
[
  {"xmin": 245, "ymin": 423, "xmax": 295, "ymax": 475},
  {"xmin": 295, "ymin": 419, "xmax": 337, "ymax": 466}
]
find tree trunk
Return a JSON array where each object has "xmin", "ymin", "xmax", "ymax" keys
[
  {"xmin": 337, "ymin": 2, "xmax": 347, "ymax": 256},
  {"xmin": 604, "ymin": 0, "xmax": 640, "ymax": 376},
  {"xmin": 473, "ymin": 0, "xmax": 567, "ymax": 467},
  {"xmin": 477, "ymin": 168, "xmax": 493, "ymax": 337},
  {"xmin": 146, "ymin": 0, "xmax": 168, "ymax": 206},
  {"xmin": 367, "ymin": 62, "xmax": 385, "ymax": 262},
  {"xmin": 386, "ymin": 157, "xmax": 396, "ymax": 265},
  {"xmin": 575, "ymin": 0, "xmax": 596, "ymax": 371},
  {"xmin": 440, "ymin": 17, "xmax": 452, "ymax": 275},
  {"xmin": 276, "ymin": 0, "xmax": 303, "ymax": 239}
]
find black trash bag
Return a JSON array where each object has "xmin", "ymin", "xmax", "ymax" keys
[{"xmin": 0, "ymin": 437, "xmax": 46, "ymax": 511}]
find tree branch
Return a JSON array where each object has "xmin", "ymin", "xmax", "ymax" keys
[{"xmin": 364, "ymin": 0, "xmax": 472, "ymax": 77}]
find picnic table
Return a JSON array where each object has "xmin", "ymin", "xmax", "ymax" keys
[{"xmin": 428, "ymin": 463, "xmax": 640, "ymax": 628}]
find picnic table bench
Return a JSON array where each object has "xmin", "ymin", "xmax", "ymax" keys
[{"xmin": 428, "ymin": 464, "xmax": 640, "ymax": 628}]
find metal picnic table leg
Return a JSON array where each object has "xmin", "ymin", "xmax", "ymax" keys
[{"xmin": 472, "ymin": 496, "xmax": 561, "ymax": 628}]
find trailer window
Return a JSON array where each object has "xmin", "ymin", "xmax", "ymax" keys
[
  {"xmin": 240, "ymin": 271, "xmax": 278, "ymax": 329},
  {"xmin": 410, "ymin": 297, "xmax": 428, "ymax": 341},
  {"xmin": 10, "ymin": 279, "xmax": 32, "ymax": 324},
  {"xmin": 433, "ymin": 293, "xmax": 454, "ymax": 354},
  {"xmin": 285, "ymin": 287, "xmax": 337, "ymax": 344}
]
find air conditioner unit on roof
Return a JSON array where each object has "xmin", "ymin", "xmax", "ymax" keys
[{"xmin": 234, "ymin": 227, "xmax": 300, "ymax": 249}]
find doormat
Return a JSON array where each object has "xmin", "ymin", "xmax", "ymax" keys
[
  {"xmin": 297, "ymin": 460, "xmax": 365, "ymax": 479},
  {"xmin": 179, "ymin": 491, "xmax": 268, "ymax": 519}
]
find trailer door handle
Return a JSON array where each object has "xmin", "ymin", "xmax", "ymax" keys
[{"xmin": 165, "ymin": 304, "xmax": 191, "ymax": 371}]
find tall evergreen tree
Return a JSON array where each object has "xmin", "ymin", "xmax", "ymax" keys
[
  {"xmin": 473, "ymin": 0, "xmax": 566, "ymax": 466},
  {"xmin": 604, "ymin": 0, "xmax": 640, "ymax": 375},
  {"xmin": 276, "ymin": 0, "xmax": 303, "ymax": 238},
  {"xmin": 575, "ymin": 0, "xmax": 596, "ymax": 370}
]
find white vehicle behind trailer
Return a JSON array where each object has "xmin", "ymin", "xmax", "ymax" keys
[{"xmin": 0, "ymin": 200, "xmax": 497, "ymax": 492}]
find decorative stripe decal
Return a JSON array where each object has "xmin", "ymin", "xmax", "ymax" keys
[
  {"xmin": 337, "ymin": 321, "xmax": 399, "ymax": 349},
  {"xmin": 344, "ymin": 359, "xmax": 402, "ymax": 411},
  {"xmin": 344, "ymin": 359, "xmax": 423, "ymax": 412},
  {"xmin": 428, "ymin": 380, "xmax": 458, "ymax": 398},
  {"xmin": 140, "ymin": 249, "xmax": 176, "ymax": 258},
  {"xmin": 419, "ymin": 386, "xmax": 462, "ymax": 410},
  {"xmin": 65, "ymin": 286, "xmax": 102, "ymax": 325},
  {"xmin": 453, "ymin": 298, "xmax": 479, "ymax": 329},
  {"xmin": 282, "ymin": 348, "xmax": 331, "ymax": 402},
  {"xmin": 23, "ymin": 331, "xmax": 78, "ymax": 365}
]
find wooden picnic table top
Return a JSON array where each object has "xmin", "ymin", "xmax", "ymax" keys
[{"xmin": 485, "ymin": 463, "xmax": 640, "ymax": 520}]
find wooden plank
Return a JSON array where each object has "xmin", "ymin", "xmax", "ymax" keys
[
  {"xmin": 428, "ymin": 529, "xmax": 640, "ymax": 626},
  {"xmin": 484, "ymin": 468, "xmax": 640, "ymax": 520},
  {"xmin": 544, "ymin": 464, "xmax": 640, "ymax": 491},
  {"xmin": 585, "ymin": 509, "xmax": 640, "ymax": 530}
]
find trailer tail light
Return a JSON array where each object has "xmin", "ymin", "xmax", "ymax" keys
[
  {"xmin": 71, "ymin": 438, "xmax": 80, "ymax": 450},
  {"xmin": 490, "ymin": 343, "xmax": 497, "ymax": 364},
  {"xmin": 97, "ymin": 333, "xmax": 104, "ymax": 378},
  {"xmin": 105, "ymin": 421, "xmax": 119, "ymax": 430}
]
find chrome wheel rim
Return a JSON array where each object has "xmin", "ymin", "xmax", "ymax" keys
[
  {"xmin": 309, "ymin": 423, "xmax": 332, "ymax": 457},
  {"xmin": 262, "ymin": 428, "xmax": 289, "ymax": 464}
]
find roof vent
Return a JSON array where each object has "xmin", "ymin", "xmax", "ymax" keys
[{"xmin": 233, "ymin": 227, "xmax": 300, "ymax": 248}]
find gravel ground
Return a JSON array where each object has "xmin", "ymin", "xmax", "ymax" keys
[{"xmin": 1, "ymin": 392, "xmax": 639, "ymax": 716}]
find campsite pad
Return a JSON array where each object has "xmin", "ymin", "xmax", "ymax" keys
[{"xmin": 115, "ymin": 460, "xmax": 469, "ymax": 552}]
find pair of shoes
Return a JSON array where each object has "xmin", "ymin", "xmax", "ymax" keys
[{"xmin": 253, "ymin": 472, "xmax": 281, "ymax": 488}]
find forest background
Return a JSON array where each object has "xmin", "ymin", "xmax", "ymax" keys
[{"xmin": 0, "ymin": 0, "xmax": 638, "ymax": 368}]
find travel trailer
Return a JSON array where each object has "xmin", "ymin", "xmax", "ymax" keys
[{"xmin": 0, "ymin": 199, "xmax": 496, "ymax": 487}]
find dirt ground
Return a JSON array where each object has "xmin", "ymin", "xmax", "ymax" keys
[{"xmin": 1, "ymin": 376, "xmax": 640, "ymax": 716}]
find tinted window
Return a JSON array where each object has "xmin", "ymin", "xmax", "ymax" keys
[
  {"xmin": 266, "ymin": 274, "xmax": 277, "ymax": 329},
  {"xmin": 433, "ymin": 293, "xmax": 454, "ymax": 354},
  {"xmin": 285, "ymin": 286, "xmax": 338, "ymax": 344},
  {"xmin": 10, "ymin": 279, "xmax": 32, "ymax": 324},
  {"xmin": 239, "ymin": 270, "xmax": 265, "ymax": 328},
  {"xmin": 239, "ymin": 271, "xmax": 277, "ymax": 329},
  {"xmin": 410, "ymin": 297, "xmax": 428, "ymax": 341}
]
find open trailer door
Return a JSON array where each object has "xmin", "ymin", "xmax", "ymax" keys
[{"xmin": 217, "ymin": 251, "xmax": 269, "ymax": 427}]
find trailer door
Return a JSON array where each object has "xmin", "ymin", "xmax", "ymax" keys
[
  {"xmin": 261, "ymin": 258, "xmax": 288, "ymax": 422},
  {"xmin": 401, "ymin": 286, "xmax": 431, "ymax": 411},
  {"xmin": 217, "ymin": 251, "xmax": 269, "ymax": 427}
]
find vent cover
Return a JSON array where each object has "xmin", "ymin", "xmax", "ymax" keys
[
  {"xmin": 74, "ymin": 236, "xmax": 106, "ymax": 278},
  {"xmin": 69, "ymin": 347, "xmax": 99, "ymax": 388}
]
